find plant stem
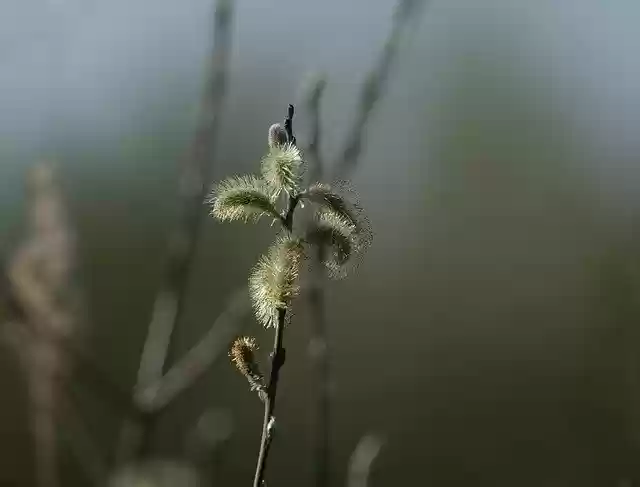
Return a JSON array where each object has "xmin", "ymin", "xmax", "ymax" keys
[
  {"xmin": 253, "ymin": 307, "xmax": 286, "ymax": 487},
  {"xmin": 120, "ymin": 0, "xmax": 234, "ymax": 462},
  {"xmin": 253, "ymin": 104, "xmax": 299, "ymax": 486},
  {"xmin": 254, "ymin": 207, "xmax": 295, "ymax": 486}
]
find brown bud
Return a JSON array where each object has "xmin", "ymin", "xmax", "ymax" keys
[{"xmin": 229, "ymin": 336, "xmax": 265, "ymax": 393}]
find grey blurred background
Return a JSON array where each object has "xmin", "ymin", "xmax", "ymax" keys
[{"xmin": 1, "ymin": 0, "xmax": 640, "ymax": 485}]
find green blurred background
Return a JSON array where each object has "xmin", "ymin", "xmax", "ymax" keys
[{"xmin": 2, "ymin": 0, "xmax": 640, "ymax": 485}]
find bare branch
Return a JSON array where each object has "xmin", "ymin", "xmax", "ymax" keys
[
  {"xmin": 332, "ymin": 0, "xmax": 428, "ymax": 181},
  {"xmin": 302, "ymin": 74, "xmax": 327, "ymax": 184},
  {"xmin": 347, "ymin": 434, "xmax": 385, "ymax": 487},
  {"xmin": 303, "ymin": 3, "xmax": 427, "ymax": 487},
  {"xmin": 7, "ymin": 162, "xmax": 80, "ymax": 487},
  {"xmin": 134, "ymin": 288, "xmax": 250, "ymax": 412},
  {"xmin": 137, "ymin": 0, "xmax": 234, "ymax": 390},
  {"xmin": 121, "ymin": 0, "xmax": 235, "ymax": 461}
]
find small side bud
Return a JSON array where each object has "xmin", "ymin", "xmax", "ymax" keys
[
  {"xmin": 268, "ymin": 123, "xmax": 288, "ymax": 148},
  {"xmin": 229, "ymin": 336, "xmax": 265, "ymax": 395}
]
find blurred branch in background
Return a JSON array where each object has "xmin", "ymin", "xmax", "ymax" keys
[
  {"xmin": 110, "ymin": 0, "xmax": 426, "ymax": 478},
  {"xmin": 184, "ymin": 407, "xmax": 234, "ymax": 481},
  {"xmin": 115, "ymin": 0, "xmax": 240, "ymax": 464},
  {"xmin": 0, "ymin": 1, "xmax": 424, "ymax": 485},
  {"xmin": 1, "ymin": 163, "xmax": 83, "ymax": 487},
  {"xmin": 330, "ymin": 0, "xmax": 428, "ymax": 181},
  {"xmin": 301, "ymin": 2, "xmax": 428, "ymax": 486},
  {"xmin": 347, "ymin": 434, "xmax": 384, "ymax": 487},
  {"xmin": 108, "ymin": 460, "xmax": 201, "ymax": 487},
  {"xmin": 0, "ymin": 165, "xmax": 144, "ymax": 486},
  {"xmin": 134, "ymin": 288, "xmax": 249, "ymax": 414}
]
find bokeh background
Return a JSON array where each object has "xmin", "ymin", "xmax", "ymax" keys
[{"xmin": 2, "ymin": 0, "xmax": 640, "ymax": 485}]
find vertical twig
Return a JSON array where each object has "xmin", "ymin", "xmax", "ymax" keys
[
  {"xmin": 300, "ymin": 74, "xmax": 332, "ymax": 487},
  {"xmin": 347, "ymin": 434, "xmax": 384, "ymax": 487},
  {"xmin": 136, "ymin": 0, "xmax": 233, "ymax": 395},
  {"xmin": 253, "ymin": 106, "xmax": 299, "ymax": 487},
  {"xmin": 332, "ymin": 0, "xmax": 427, "ymax": 181},
  {"xmin": 253, "ymin": 308, "xmax": 286, "ymax": 487},
  {"xmin": 118, "ymin": 0, "xmax": 235, "ymax": 462},
  {"xmin": 7, "ymin": 163, "xmax": 79, "ymax": 487},
  {"xmin": 303, "ymin": 2, "xmax": 427, "ymax": 486},
  {"xmin": 2, "ymin": 196, "xmax": 130, "ymax": 486},
  {"xmin": 308, "ymin": 253, "xmax": 330, "ymax": 487},
  {"xmin": 304, "ymin": 74, "xmax": 326, "ymax": 187},
  {"xmin": 133, "ymin": 288, "xmax": 250, "ymax": 413}
]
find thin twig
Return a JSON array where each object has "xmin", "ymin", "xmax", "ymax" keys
[
  {"xmin": 137, "ymin": 0, "xmax": 233, "ymax": 392},
  {"xmin": 347, "ymin": 434, "xmax": 384, "ymax": 487},
  {"xmin": 1, "ymin": 165, "xmax": 137, "ymax": 484},
  {"xmin": 298, "ymin": 74, "xmax": 333, "ymax": 487},
  {"xmin": 304, "ymin": 75, "xmax": 326, "ymax": 185},
  {"xmin": 253, "ymin": 106, "xmax": 299, "ymax": 487},
  {"xmin": 253, "ymin": 307, "xmax": 285, "ymax": 487},
  {"xmin": 120, "ymin": 0, "xmax": 235, "ymax": 461},
  {"xmin": 307, "ymin": 254, "xmax": 330, "ymax": 487},
  {"xmin": 6, "ymin": 163, "xmax": 79, "ymax": 487},
  {"xmin": 115, "ymin": 288, "xmax": 248, "ymax": 464},
  {"xmin": 331, "ymin": 0, "xmax": 427, "ymax": 181},
  {"xmin": 304, "ymin": 3, "xmax": 427, "ymax": 487},
  {"xmin": 133, "ymin": 288, "xmax": 250, "ymax": 413}
]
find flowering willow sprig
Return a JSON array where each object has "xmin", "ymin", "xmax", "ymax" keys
[{"xmin": 206, "ymin": 105, "xmax": 371, "ymax": 487}]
